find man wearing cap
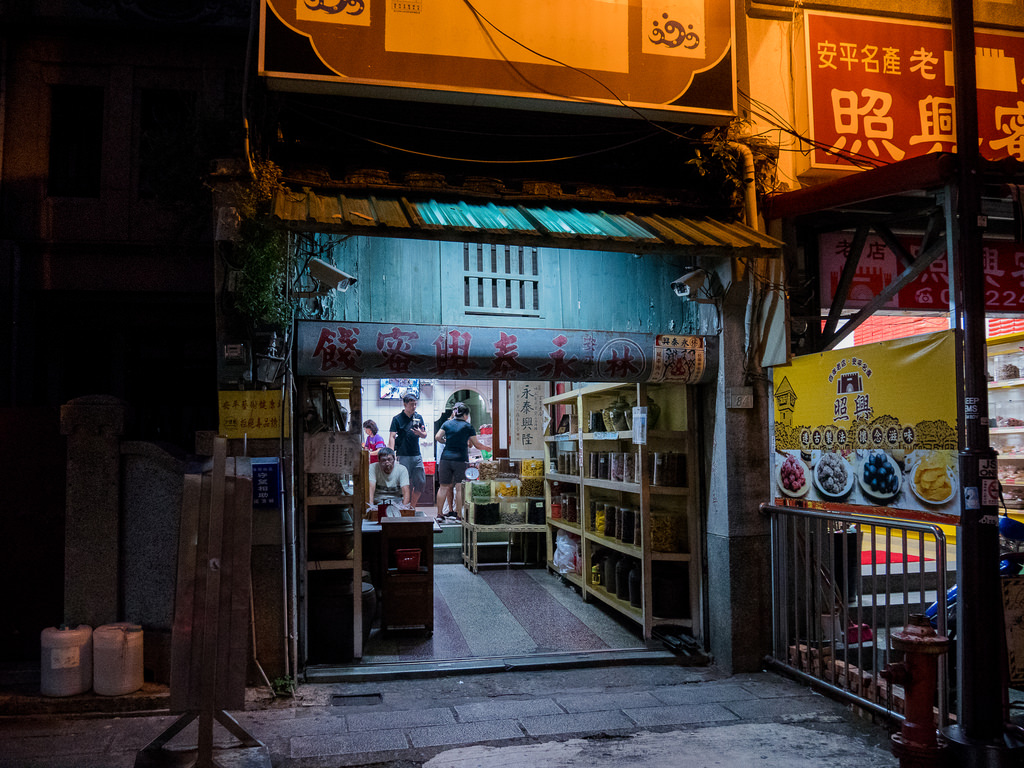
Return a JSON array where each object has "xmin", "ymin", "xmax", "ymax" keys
[{"xmin": 389, "ymin": 392, "xmax": 427, "ymax": 507}]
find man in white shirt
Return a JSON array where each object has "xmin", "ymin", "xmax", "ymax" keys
[{"xmin": 368, "ymin": 447, "xmax": 410, "ymax": 505}]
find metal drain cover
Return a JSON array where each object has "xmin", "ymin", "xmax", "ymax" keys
[{"xmin": 331, "ymin": 693, "xmax": 383, "ymax": 706}]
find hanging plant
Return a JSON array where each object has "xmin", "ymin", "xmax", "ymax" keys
[
  {"xmin": 686, "ymin": 123, "xmax": 779, "ymax": 217},
  {"xmin": 232, "ymin": 160, "xmax": 293, "ymax": 331}
]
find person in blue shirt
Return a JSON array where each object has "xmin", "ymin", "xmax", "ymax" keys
[{"xmin": 434, "ymin": 403, "xmax": 488, "ymax": 521}]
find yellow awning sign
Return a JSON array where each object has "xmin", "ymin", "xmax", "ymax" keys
[
  {"xmin": 218, "ymin": 391, "xmax": 290, "ymax": 439},
  {"xmin": 772, "ymin": 330, "xmax": 960, "ymax": 523}
]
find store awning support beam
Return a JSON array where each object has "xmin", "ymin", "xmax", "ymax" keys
[
  {"xmin": 820, "ymin": 235, "xmax": 949, "ymax": 350},
  {"xmin": 822, "ymin": 225, "xmax": 869, "ymax": 342}
]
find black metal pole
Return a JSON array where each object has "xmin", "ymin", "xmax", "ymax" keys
[{"xmin": 944, "ymin": 0, "xmax": 1020, "ymax": 763}]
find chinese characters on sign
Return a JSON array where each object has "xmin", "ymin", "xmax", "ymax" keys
[
  {"xmin": 297, "ymin": 322, "xmax": 709, "ymax": 385},
  {"xmin": 304, "ymin": 432, "xmax": 361, "ymax": 473},
  {"xmin": 772, "ymin": 330, "xmax": 960, "ymax": 524},
  {"xmin": 510, "ymin": 381, "xmax": 545, "ymax": 458},
  {"xmin": 260, "ymin": 0, "xmax": 735, "ymax": 120},
  {"xmin": 252, "ymin": 458, "xmax": 281, "ymax": 509},
  {"xmin": 818, "ymin": 231, "xmax": 1024, "ymax": 312},
  {"xmin": 218, "ymin": 391, "xmax": 290, "ymax": 439},
  {"xmin": 806, "ymin": 10, "xmax": 1024, "ymax": 168}
]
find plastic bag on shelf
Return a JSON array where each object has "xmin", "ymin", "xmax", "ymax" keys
[{"xmin": 553, "ymin": 529, "xmax": 581, "ymax": 574}]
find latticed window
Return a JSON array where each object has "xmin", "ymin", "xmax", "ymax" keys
[{"xmin": 463, "ymin": 243, "xmax": 541, "ymax": 318}]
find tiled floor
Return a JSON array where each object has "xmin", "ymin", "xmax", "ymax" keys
[{"xmin": 362, "ymin": 564, "xmax": 646, "ymax": 663}]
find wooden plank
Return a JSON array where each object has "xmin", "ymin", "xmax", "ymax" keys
[
  {"xmin": 198, "ymin": 438, "xmax": 228, "ymax": 761},
  {"xmin": 186, "ymin": 468, "xmax": 214, "ymax": 709},
  {"xmin": 211, "ymin": 462, "xmax": 253, "ymax": 710},
  {"xmin": 169, "ymin": 473, "xmax": 202, "ymax": 713},
  {"xmin": 222, "ymin": 460, "xmax": 253, "ymax": 710}
]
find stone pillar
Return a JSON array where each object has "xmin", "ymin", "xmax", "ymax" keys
[
  {"xmin": 60, "ymin": 395, "xmax": 127, "ymax": 627},
  {"xmin": 704, "ymin": 275, "xmax": 773, "ymax": 673}
]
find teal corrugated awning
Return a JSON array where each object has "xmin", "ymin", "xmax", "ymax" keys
[{"xmin": 270, "ymin": 189, "xmax": 783, "ymax": 256}]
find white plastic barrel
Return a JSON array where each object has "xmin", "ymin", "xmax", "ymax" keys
[
  {"xmin": 40, "ymin": 625, "xmax": 93, "ymax": 697},
  {"xmin": 93, "ymin": 623, "xmax": 144, "ymax": 696}
]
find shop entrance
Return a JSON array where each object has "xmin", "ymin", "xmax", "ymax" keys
[{"xmin": 303, "ymin": 375, "xmax": 666, "ymax": 670}]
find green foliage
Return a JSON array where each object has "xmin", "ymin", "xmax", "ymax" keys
[
  {"xmin": 686, "ymin": 124, "xmax": 778, "ymax": 216},
  {"xmin": 271, "ymin": 675, "xmax": 297, "ymax": 697},
  {"xmin": 233, "ymin": 160, "xmax": 293, "ymax": 331}
]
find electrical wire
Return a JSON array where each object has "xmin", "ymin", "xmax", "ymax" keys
[
  {"xmin": 460, "ymin": 0, "xmax": 691, "ymax": 141},
  {"xmin": 282, "ymin": 97, "xmax": 672, "ymax": 165}
]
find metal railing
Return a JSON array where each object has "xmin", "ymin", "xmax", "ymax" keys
[{"xmin": 762, "ymin": 503, "xmax": 950, "ymax": 724}]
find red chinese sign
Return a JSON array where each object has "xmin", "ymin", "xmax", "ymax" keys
[
  {"xmin": 819, "ymin": 231, "xmax": 1024, "ymax": 313},
  {"xmin": 805, "ymin": 10, "xmax": 1024, "ymax": 169},
  {"xmin": 296, "ymin": 322, "xmax": 708, "ymax": 383}
]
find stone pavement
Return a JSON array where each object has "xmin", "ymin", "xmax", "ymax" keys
[{"xmin": 0, "ymin": 663, "xmax": 900, "ymax": 768}]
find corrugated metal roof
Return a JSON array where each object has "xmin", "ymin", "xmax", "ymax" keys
[{"xmin": 270, "ymin": 189, "xmax": 783, "ymax": 256}]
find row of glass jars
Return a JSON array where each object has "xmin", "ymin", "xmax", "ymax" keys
[
  {"xmin": 587, "ymin": 450, "xmax": 686, "ymax": 486},
  {"xmin": 590, "ymin": 500, "xmax": 640, "ymax": 545}
]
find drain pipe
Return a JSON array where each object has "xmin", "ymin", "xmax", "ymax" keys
[{"xmin": 728, "ymin": 141, "xmax": 758, "ymax": 232}]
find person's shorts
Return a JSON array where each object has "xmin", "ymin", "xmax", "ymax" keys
[
  {"xmin": 398, "ymin": 454, "xmax": 426, "ymax": 493},
  {"xmin": 437, "ymin": 459, "xmax": 468, "ymax": 485}
]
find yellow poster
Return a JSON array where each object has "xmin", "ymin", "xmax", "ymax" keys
[
  {"xmin": 219, "ymin": 391, "xmax": 291, "ymax": 439},
  {"xmin": 772, "ymin": 330, "xmax": 960, "ymax": 522}
]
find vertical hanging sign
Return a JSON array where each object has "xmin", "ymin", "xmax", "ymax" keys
[{"xmin": 510, "ymin": 381, "xmax": 545, "ymax": 458}]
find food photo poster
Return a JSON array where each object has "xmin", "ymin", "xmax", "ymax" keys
[{"xmin": 772, "ymin": 330, "xmax": 960, "ymax": 523}]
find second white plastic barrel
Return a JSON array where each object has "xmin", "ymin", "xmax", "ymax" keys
[
  {"xmin": 93, "ymin": 623, "xmax": 144, "ymax": 696},
  {"xmin": 40, "ymin": 625, "xmax": 93, "ymax": 697}
]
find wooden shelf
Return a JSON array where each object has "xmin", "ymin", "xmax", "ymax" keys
[
  {"xmin": 307, "ymin": 559, "xmax": 354, "ymax": 571},
  {"xmin": 651, "ymin": 551, "xmax": 691, "ymax": 562},
  {"xmin": 584, "ymin": 477, "xmax": 641, "ymax": 493},
  {"xmin": 992, "ymin": 427, "xmax": 1024, "ymax": 434},
  {"xmin": 587, "ymin": 532, "xmax": 642, "ymax": 558},
  {"xmin": 582, "ymin": 431, "xmax": 633, "ymax": 441},
  {"xmin": 542, "ymin": 379, "xmax": 700, "ymax": 643},
  {"xmin": 585, "ymin": 582, "xmax": 642, "ymax": 622},
  {"xmin": 543, "ymin": 382, "xmax": 627, "ymax": 406},
  {"xmin": 548, "ymin": 517, "xmax": 582, "ymax": 533},
  {"xmin": 307, "ymin": 494, "xmax": 355, "ymax": 506},
  {"xmin": 547, "ymin": 560, "xmax": 584, "ymax": 588}
]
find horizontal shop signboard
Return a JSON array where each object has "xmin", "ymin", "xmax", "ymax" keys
[
  {"xmin": 259, "ymin": 0, "xmax": 736, "ymax": 121},
  {"xmin": 805, "ymin": 10, "xmax": 1024, "ymax": 168},
  {"xmin": 772, "ymin": 329, "xmax": 960, "ymax": 523},
  {"xmin": 818, "ymin": 231, "xmax": 1024, "ymax": 314},
  {"xmin": 296, "ymin": 322, "xmax": 707, "ymax": 384}
]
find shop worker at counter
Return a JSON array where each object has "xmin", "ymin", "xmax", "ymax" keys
[
  {"xmin": 389, "ymin": 392, "xmax": 427, "ymax": 507},
  {"xmin": 369, "ymin": 447, "xmax": 411, "ymax": 506}
]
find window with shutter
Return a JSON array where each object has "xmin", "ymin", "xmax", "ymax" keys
[{"xmin": 463, "ymin": 243, "xmax": 541, "ymax": 318}]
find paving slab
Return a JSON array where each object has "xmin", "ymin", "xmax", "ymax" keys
[
  {"xmin": 407, "ymin": 719, "xmax": 525, "ymax": 748},
  {"xmin": 454, "ymin": 697, "xmax": 563, "ymax": 722},
  {"xmin": 554, "ymin": 690, "xmax": 663, "ymax": 712},
  {"xmin": 519, "ymin": 709, "xmax": 635, "ymax": 737},
  {"xmin": 622, "ymin": 702, "xmax": 741, "ymax": 727},
  {"xmin": 288, "ymin": 726, "xmax": 410, "ymax": 758}
]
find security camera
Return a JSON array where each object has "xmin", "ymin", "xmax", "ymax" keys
[
  {"xmin": 309, "ymin": 258, "xmax": 357, "ymax": 292},
  {"xmin": 671, "ymin": 269, "xmax": 705, "ymax": 299}
]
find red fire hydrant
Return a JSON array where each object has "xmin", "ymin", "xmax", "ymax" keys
[{"xmin": 880, "ymin": 614, "xmax": 951, "ymax": 768}]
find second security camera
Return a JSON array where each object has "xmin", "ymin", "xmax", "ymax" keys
[
  {"xmin": 309, "ymin": 258, "xmax": 357, "ymax": 292},
  {"xmin": 671, "ymin": 269, "xmax": 706, "ymax": 299}
]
